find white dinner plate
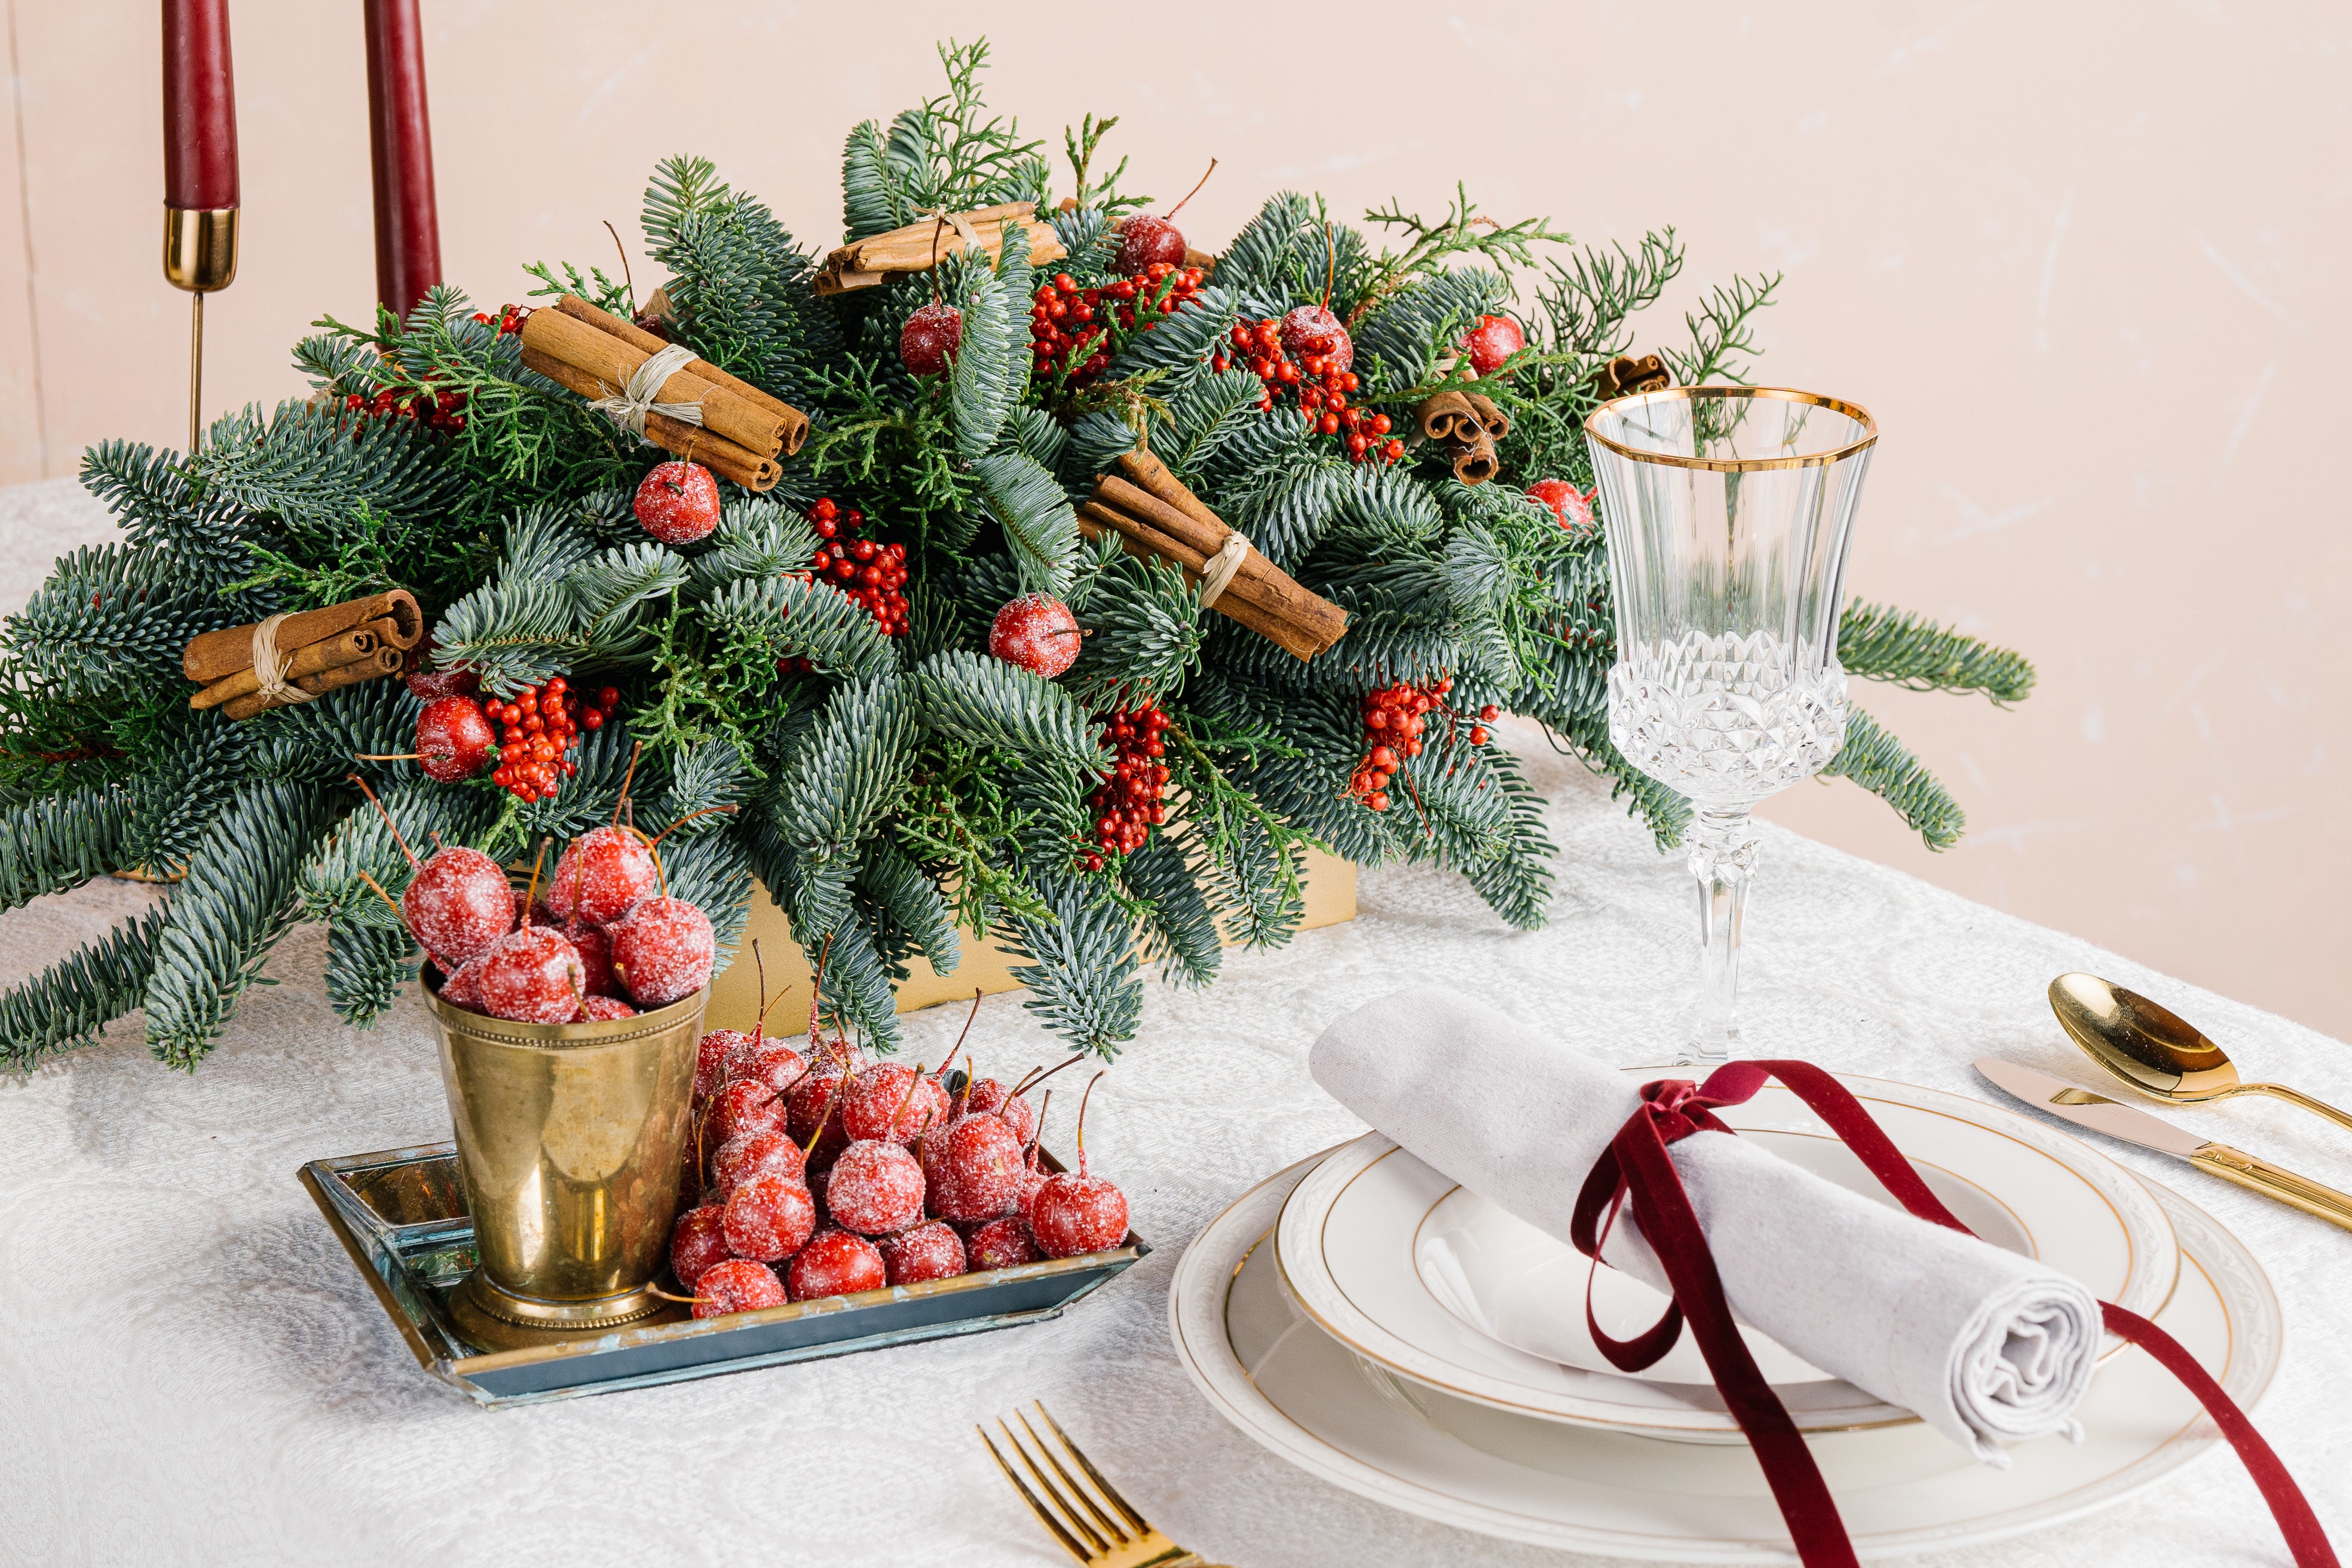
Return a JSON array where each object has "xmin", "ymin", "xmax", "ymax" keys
[
  {"xmin": 1275, "ymin": 1071, "xmax": 2179, "ymax": 1437},
  {"xmin": 1172, "ymin": 1150, "xmax": 2280, "ymax": 1562}
]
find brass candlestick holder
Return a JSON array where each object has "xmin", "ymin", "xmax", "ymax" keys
[{"xmin": 163, "ymin": 204, "xmax": 238, "ymax": 452}]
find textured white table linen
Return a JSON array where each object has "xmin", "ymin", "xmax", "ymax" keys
[
  {"xmin": 1309, "ymin": 985, "xmax": 2102, "ymax": 1460},
  {"xmin": 2, "ymin": 481, "xmax": 2347, "ymax": 1567}
]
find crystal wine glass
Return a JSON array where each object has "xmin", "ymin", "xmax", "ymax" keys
[{"xmin": 1585, "ymin": 388, "xmax": 1876, "ymax": 1063}]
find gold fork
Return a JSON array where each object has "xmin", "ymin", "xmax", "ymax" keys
[{"xmin": 978, "ymin": 1401, "xmax": 1230, "ymax": 1567}]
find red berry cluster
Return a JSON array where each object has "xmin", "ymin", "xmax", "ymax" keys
[
  {"xmin": 1214, "ymin": 318, "xmax": 1405, "ymax": 465},
  {"xmin": 1349, "ymin": 678, "xmax": 1499, "ymax": 811},
  {"xmin": 807, "ymin": 498, "xmax": 909, "ymax": 635},
  {"xmin": 1082, "ymin": 703, "xmax": 1172, "ymax": 868},
  {"xmin": 470, "ymin": 304, "xmax": 528, "ymax": 336},
  {"xmin": 342, "ymin": 385, "xmax": 467, "ymax": 434},
  {"xmin": 485, "ymin": 676, "xmax": 620, "ymax": 802},
  {"xmin": 1029, "ymin": 263, "xmax": 1207, "ymax": 394}
]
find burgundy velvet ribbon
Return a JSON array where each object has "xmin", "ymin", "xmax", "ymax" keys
[{"xmin": 1569, "ymin": 1059, "xmax": 2337, "ymax": 1568}]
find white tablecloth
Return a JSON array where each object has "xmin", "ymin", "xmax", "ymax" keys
[{"xmin": 3, "ymin": 485, "xmax": 2347, "ymax": 1566}]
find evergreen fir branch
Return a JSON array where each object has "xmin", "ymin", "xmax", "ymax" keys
[
  {"xmin": 855, "ymin": 834, "xmax": 961, "ymax": 976},
  {"xmin": 1822, "ymin": 704, "xmax": 1967, "ymax": 850},
  {"xmin": 1160, "ymin": 368, "xmax": 1270, "ymax": 477},
  {"xmin": 660, "ymin": 828, "xmax": 754, "ymax": 968},
  {"xmin": 1350, "ymin": 268, "xmax": 1508, "ymax": 395},
  {"xmin": 523, "ymin": 258, "xmax": 632, "ymax": 318},
  {"xmin": 1453, "ymin": 741, "xmax": 1556, "ymax": 929},
  {"xmin": 1105, "ymin": 286, "xmax": 1238, "ymax": 383},
  {"xmin": 500, "ymin": 506, "xmax": 601, "ymax": 584},
  {"xmin": 639, "ymin": 157, "xmax": 835, "ymax": 408},
  {"xmin": 863, "ymin": 40, "xmax": 1049, "ymax": 228},
  {"xmin": 947, "ymin": 222, "xmax": 1036, "ymax": 459},
  {"xmin": 1064, "ymin": 409, "xmax": 1141, "ymax": 482},
  {"xmin": 1216, "ymin": 192, "xmax": 1375, "ymax": 318},
  {"xmin": 0, "ymin": 905, "xmax": 170, "ymax": 1070},
  {"xmin": 1838, "ymin": 601, "xmax": 2036, "ymax": 703},
  {"xmin": 810, "ymin": 911, "xmax": 904, "ymax": 1054},
  {"xmin": 569, "ymin": 541, "xmax": 690, "ymax": 630},
  {"xmin": 1197, "ymin": 808, "xmax": 1307, "ymax": 951},
  {"xmin": 841, "ymin": 120, "xmax": 900, "ymax": 240},
  {"xmin": 431, "ymin": 577, "xmax": 591, "ymax": 695},
  {"xmin": 914, "ymin": 648, "xmax": 1105, "ymax": 771},
  {"xmin": 1354, "ymin": 186, "xmax": 1569, "ymax": 321},
  {"xmin": 894, "ymin": 735, "xmax": 1055, "ymax": 933},
  {"xmin": 994, "ymin": 869, "xmax": 1143, "ymax": 1057},
  {"xmin": 272, "ymin": 678, "xmax": 419, "ymax": 786},
  {"xmin": 3, "ymin": 546, "xmax": 225, "ymax": 700},
  {"xmin": 684, "ymin": 499, "xmax": 822, "ymax": 595},
  {"xmin": 1005, "ymin": 405, "xmax": 1068, "ymax": 472},
  {"xmin": 1441, "ymin": 513, "xmax": 1521, "ymax": 685},
  {"xmin": 79, "ymin": 439, "xmax": 264, "ymax": 594},
  {"xmin": 0, "ymin": 784, "xmax": 137, "ymax": 912},
  {"xmin": 142, "ymin": 778, "xmax": 340, "ymax": 1068},
  {"xmin": 195, "ymin": 399, "xmax": 461, "ymax": 549},
  {"xmin": 119, "ymin": 715, "xmax": 246, "ymax": 873},
  {"xmin": 324, "ymin": 918, "xmax": 415, "ymax": 1028},
  {"xmin": 1120, "ymin": 832, "xmax": 1220, "ymax": 988},
  {"xmin": 969, "ymin": 449, "xmax": 1082, "ymax": 596},
  {"xmin": 1059, "ymin": 113, "xmax": 1149, "ymax": 218},
  {"xmin": 291, "ymin": 332, "xmax": 379, "ymax": 396},
  {"xmin": 652, "ymin": 739, "xmax": 749, "ymax": 838},
  {"xmin": 1064, "ymin": 554, "xmax": 1204, "ymax": 709},
  {"xmin": 700, "ymin": 574, "xmax": 897, "ymax": 681},
  {"xmin": 773, "ymin": 675, "xmax": 918, "ymax": 862},
  {"xmin": 498, "ymin": 719, "xmax": 641, "ymax": 858}
]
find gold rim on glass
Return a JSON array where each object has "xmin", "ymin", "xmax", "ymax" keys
[{"xmin": 1584, "ymin": 385, "xmax": 1878, "ymax": 473}]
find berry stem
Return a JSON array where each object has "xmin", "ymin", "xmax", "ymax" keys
[
  {"xmin": 947, "ymin": 987, "xmax": 985, "ymax": 1116},
  {"xmin": 612, "ymin": 740, "xmax": 643, "ymax": 829},
  {"xmin": 1010, "ymin": 1051, "xmax": 1087, "ymax": 1100},
  {"xmin": 351, "ymin": 752, "xmax": 422, "ymax": 762},
  {"xmin": 647, "ymin": 804, "xmax": 739, "ymax": 849},
  {"xmin": 1074, "ymin": 1070, "xmax": 1107, "ymax": 1178},
  {"xmin": 355, "ymin": 869, "xmax": 404, "ymax": 920},
  {"xmin": 345, "ymin": 773, "xmax": 419, "ymax": 868},
  {"xmin": 1166, "ymin": 157, "xmax": 1218, "ymax": 220},
  {"xmin": 524, "ymin": 837, "xmax": 549, "ymax": 913},
  {"xmin": 887, "ymin": 1061, "xmax": 929, "ymax": 1137}
]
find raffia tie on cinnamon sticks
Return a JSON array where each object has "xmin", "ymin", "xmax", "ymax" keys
[
  {"xmin": 516, "ymin": 296, "xmax": 810, "ymax": 493},
  {"xmin": 1080, "ymin": 450, "xmax": 1348, "ymax": 662},
  {"xmin": 813, "ymin": 203, "xmax": 1068, "ymax": 296},
  {"xmin": 182, "ymin": 589, "xmax": 424, "ymax": 721},
  {"xmin": 1415, "ymin": 388, "xmax": 1513, "ymax": 485}
]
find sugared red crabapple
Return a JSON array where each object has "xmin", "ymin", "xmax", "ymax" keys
[
  {"xmin": 401, "ymin": 846, "xmax": 512, "ymax": 964},
  {"xmin": 967, "ymin": 1215, "xmax": 1042, "ymax": 1271},
  {"xmin": 987, "ymin": 594, "xmax": 1083, "ymax": 679},
  {"xmin": 840, "ymin": 1063, "xmax": 949, "ymax": 1144},
  {"xmin": 881, "ymin": 1221, "xmax": 966, "ymax": 1286},
  {"xmin": 1278, "ymin": 304, "xmax": 1352, "ymax": 373},
  {"xmin": 475, "ymin": 926, "xmax": 587, "ymax": 1024},
  {"xmin": 565, "ymin": 918, "xmax": 616, "ymax": 997},
  {"xmin": 416, "ymin": 697, "xmax": 495, "ymax": 782},
  {"xmin": 962, "ymin": 1077, "xmax": 1037, "ymax": 1145},
  {"xmin": 437, "ymin": 956, "xmax": 487, "ymax": 1013},
  {"xmin": 711, "ymin": 1129, "xmax": 806, "ymax": 1195},
  {"xmin": 786, "ymin": 1230, "xmax": 886, "ymax": 1301},
  {"xmin": 633, "ymin": 460, "xmax": 722, "ymax": 546},
  {"xmin": 695, "ymin": 1029, "xmax": 752, "ymax": 1103},
  {"xmin": 726, "ymin": 1039, "xmax": 808, "ymax": 1100},
  {"xmin": 722, "ymin": 1172, "xmax": 817, "ymax": 1263},
  {"xmin": 825, "ymin": 1140, "xmax": 926, "ymax": 1236},
  {"xmin": 669, "ymin": 1205, "xmax": 731, "ymax": 1289},
  {"xmin": 1030, "ymin": 1172, "xmax": 1129, "ymax": 1257},
  {"xmin": 575, "ymin": 996, "xmax": 636, "ymax": 1021},
  {"xmin": 788, "ymin": 1068, "xmax": 854, "ymax": 1171},
  {"xmin": 610, "ymin": 896, "xmax": 715, "ymax": 1006},
  {"xmin": 706, "ymin": 1079, "xmax": 786, "ymax": 1148},
  {"xmin": 548, "ymin": 825, "xmax": 657, "ymax": 926},
  {"xmin": 693, "ymin": 1258, "xmax": 786, "ymax": 1318},
  {"xmin": 923, "ymin": 1113, "xmax": 1026, "ymax": 1223}
]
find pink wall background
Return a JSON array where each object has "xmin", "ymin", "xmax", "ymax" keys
[{"xmin": 2, "ymin": 2, "xmax": 2345, "ymax": 1036}]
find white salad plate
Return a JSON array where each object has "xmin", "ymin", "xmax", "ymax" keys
[
  {"xmin": 1172, "ymin": 1149, "xmax": 2280, "ymax": 1562},
  {"xmin": 1273, "ymin": 1070, "xmax": 2179, "ymax": 1437}
]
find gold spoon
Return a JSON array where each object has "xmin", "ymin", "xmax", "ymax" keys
[{"xmin": 2049, "ymin": 973, "xmax": 2352, "ymax": 1134}]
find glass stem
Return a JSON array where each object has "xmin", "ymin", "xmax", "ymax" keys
[{"xmin": 1687, "ymin": 807, "xmax": 1762, "ymax": 1064}]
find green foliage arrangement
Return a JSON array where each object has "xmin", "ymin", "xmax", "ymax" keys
[{"xmin": 0, "ymin": 41, "xmax": 2031, "ymax": 1071}]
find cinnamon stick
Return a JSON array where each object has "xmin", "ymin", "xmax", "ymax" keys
[
  {"xmin": 1452, "ymin": 433, "xmax": 1500, "ymax": 486},
  {"xmin": 551, "ymin": 295, "xmax": 808, "ymax": 457},
  {"xmin": 813, "ymin": 204, "xmax": 1068, "ymax": 295},
  {"xmin": 521, "ymin": 347, "xmax": 780, "ymax": 491},
  {"xmin": 1085, "ymin": 470, "xmax": 1350, "ymax": 662},
  {"xmin": 189, "ymin": 618, "xmax": 393, "ymax": 710},
  {"xmin": 1416, "ymin": 390, "xmax": 1481, "ymax": 445},
  {"xmin": 1463, "ymin": 391, "xmax": 1511, "ymax": 442},
  {"xmin": 182, "ymin": 589, "xmax": 421, "ymax": 684},
  {"xmin": 218, "ymin": 645, "xmax": 403, "ymax": 721},
  {"xmin": 519, "ymin": 308, "xmax": 791, "ymax": 460}
]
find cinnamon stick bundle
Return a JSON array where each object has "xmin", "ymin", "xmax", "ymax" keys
[
  {"xmin": 1414, "ymin": 389, "xmax": 1512, "ymax": 486},
  {"xmin": 813, "ymin": 203, "xmax": 1068, "ymax": 295},
  {"xmin": 550, "ymin": 295, "xmax": 808, "ymax": 457},
  {"xmin": 189, "ymin": 617, "xmax": 399, "ymax": 710},
  {"xmin": 520, "ymin": 346, "xmax": 781, "ymax": 492},
  {"xmin": 1083, "ymin": 451, "xmax": 1349, "ymax": 662},
  {"xmin": 517, "ymin": 308, "xmax": 798, "ymax": 462},
  {"xmin": 181, "ymin": 589, "xmax": 421, "ymax": 685},
  {"xmin": 218, "ymin": 645, "xmax": 404, "ymax": 722}
]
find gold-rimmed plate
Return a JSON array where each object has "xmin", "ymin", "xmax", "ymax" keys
[
  {"xmin": 1172, "ymin": 1150, "xmax": 2277, "ymax": 1561},
  {"xmin": 1275, "ymin": 1071, "xmax": 2178, "ymax": 1438}
]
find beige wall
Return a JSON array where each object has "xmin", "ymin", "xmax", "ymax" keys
[{"xmin": 2, "ymin": 2, "xmax": 2345, "ymax": 1037}]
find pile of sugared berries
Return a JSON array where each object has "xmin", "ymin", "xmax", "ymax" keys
[
  {"xmin": 1349, "ymin": 678, "xmax": 1497, "ymax": 811},
  {"xmin": 1082, "ymin": 703, "xmax": 1172, "ymax": 868},
  {"xmin": 805, "ymin": 498, "xmax": 909, "ymax": 639},
  {"xmin": 1030, "ymin": 264, "xmax": 1207, "ymax": 393},
  {"xmin": 1215, "ymin": 318, "xmax": 1405, "ymax": 466},
  {"xmin": 485, "ymin": 677, "xmax": 619, "ymax": 802}
]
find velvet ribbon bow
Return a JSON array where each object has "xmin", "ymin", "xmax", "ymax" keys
[{"xmin": 1569, "ymin": 1060, "xmax": 2337, "ymax": 1568}]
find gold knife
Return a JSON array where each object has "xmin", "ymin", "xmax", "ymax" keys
[{"xmin": 1976, "ymin": 1056, "xmax": 2352, "ymax": 1232}]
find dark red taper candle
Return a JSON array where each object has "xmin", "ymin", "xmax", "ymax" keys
[
  {"xmin": 162, "ymin": 0, "xmax": 239, "ymax": 211},
  {"xmin": 363, "ymin": 0, "xmax": 443, "ymax": 321}
]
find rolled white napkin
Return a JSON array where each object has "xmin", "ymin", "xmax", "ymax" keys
[{"xmin": 1308, "ymin": 985, "xmax": 2100, "ymax": 1462}]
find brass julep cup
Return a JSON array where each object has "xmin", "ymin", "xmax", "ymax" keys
[{"xmin": 424, "ymin": 975, "xmax": 704, "ymax": 1335}]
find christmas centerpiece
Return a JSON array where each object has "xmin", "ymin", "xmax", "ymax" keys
[{"xmin": 0, "ymin": 41, "xmax": 2032, "ymax": 1073}]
